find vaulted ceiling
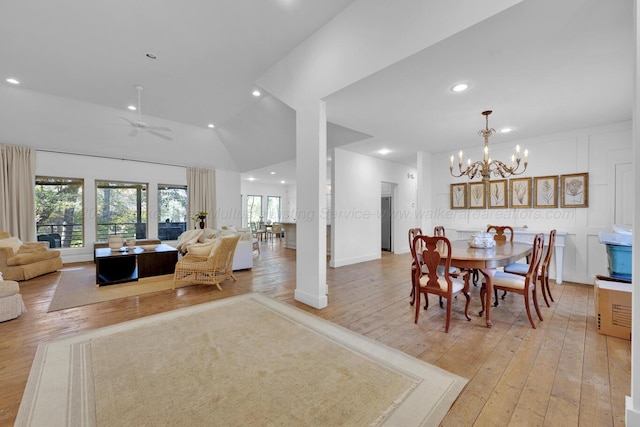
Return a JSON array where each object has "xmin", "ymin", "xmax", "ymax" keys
[{"xmin": 0, "ymin": 0, "xmax": 633, "ymax": 184}]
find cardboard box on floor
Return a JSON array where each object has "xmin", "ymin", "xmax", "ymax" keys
[{"xmin": 594, "ymin": 277, "xmax": 632, "ymax": 340}]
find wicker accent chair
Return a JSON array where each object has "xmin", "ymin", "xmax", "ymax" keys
[
  {"xmin": 411, "ymin": 234, "xmax": 471, "ymax": 332},
  {"xmin": 173, "ymin": 234, "xmax": 240, "ymax": 291}
]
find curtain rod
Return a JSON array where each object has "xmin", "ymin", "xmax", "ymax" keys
[{"xmin": 36, "ymin": 148, "xmax": 186, "ymax": 169}]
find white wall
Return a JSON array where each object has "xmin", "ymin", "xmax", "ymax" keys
[
  {"xmin": 330, "ymin": 148, "xmax": 417, "ymax": 267},
  {"xmin": 35, "ymin": 151, "xmax": 240, "ymax": 263},
  {"xmin": 430, "ymin": 120, "xmax": 632, "ymax": 285}
]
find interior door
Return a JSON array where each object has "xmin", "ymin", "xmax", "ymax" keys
[{"xmin": 381, "ymin": 196, "xmax": 392, "ymax": 251}]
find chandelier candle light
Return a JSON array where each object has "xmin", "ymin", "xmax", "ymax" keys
[{"xmin": 450, "ymin": 110, "xmax": 528, "ymax": 181}]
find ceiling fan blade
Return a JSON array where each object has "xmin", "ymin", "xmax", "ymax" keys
[
  {"xmin": 146, "ymin": 129, "xmax": 173, "ymax": 141},
  {"xmin": 128, "ymin": 128, "xmax": 139, "ymax": 137},
  {"xmin": 146, "ymin": 126, "xmax": 172, "ymax": 132},
  {"xmin": 121, "ymin": 117, "xmax": 137, "ymax": 127}
]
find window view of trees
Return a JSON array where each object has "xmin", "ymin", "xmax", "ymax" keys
[
  {"xmin": 247, "ymin": 195, "xmax": 262, "ymax": 227},
  {"xmin": 35, "ymin": 176, "xmax": 84, "ymax": 248},
  {"xmin": 267, "ymin": 196, "xmax": 281, "ymax": 222},
  {"xmin": 158, "ymin": 184, "xmax": 187, "ymax": 240},
  {"xmin": 96, "ymin": 180, "xmax": 147, "ymax": 241}
]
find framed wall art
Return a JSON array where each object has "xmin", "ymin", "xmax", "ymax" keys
[
  {"xmin": 561, "ymin": 172, "xmax": 588, "ymax": 208},
  {"xmin": 450, "ymin": 183, "xmax": 467, "ymax": 209},
  {"xmin": 469, "ymin": 181, "xmax": 486, "ymax": 209},
  {"xmin": 488, "ymin": 179, "xmax": 507, "ymax": 209},
  {"xmin": 533, "ymin": 175, "xmax": 558, "ymax": 208},
  {"xmin": 509, "ymin": 177, "xmax": 532, "ymax": 208}
]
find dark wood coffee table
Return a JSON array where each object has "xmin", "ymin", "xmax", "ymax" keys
[{"xmin": 95, "ymin": 243, "xmax": 178, "ymax": 286}]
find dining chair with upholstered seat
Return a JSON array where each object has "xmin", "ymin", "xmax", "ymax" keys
[
  {"xmin": 480, "ymin": 233, "xmax": 545, "ymax": 328},
  {"xmin": 408, "ymin": 227, "xmax": 423, "ymax": 306},
  {"xmin": 474, "ymin": 225, "xmax": 515, "ymax": 297},
  {"xmin": 504, "ymin": 229, "xmax": 556, "ymax": 307},
  {"xmin": 487, "ymin": 225, "xmax": 514, "ymax": 242},
  {"xmin": 412, "ymin": 234, "xmax": 471, "ymax": 332}
]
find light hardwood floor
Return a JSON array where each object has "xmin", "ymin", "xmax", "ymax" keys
[{"xmin": 0, "ymin": 240, "xmax": 630, "ymax": 426}]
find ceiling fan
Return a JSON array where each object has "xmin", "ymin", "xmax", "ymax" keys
[{"xmin": 122, "ymin": 85, "xmax": 173, "ymax": 141}]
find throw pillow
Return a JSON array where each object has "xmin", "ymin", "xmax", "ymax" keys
[
  {"xmin": 0, "ymin": 236, "xmax": 23, "ymax": 254},
  {"xmin": 187, "ymin": 242, "xmax": 215, "ymax": 256},
  {"xmin": 177, "ymin": 229, "xmax": 204, "ymax": 251}
]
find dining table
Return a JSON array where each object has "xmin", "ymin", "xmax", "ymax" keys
[{"xmin": 446, "ymin": 239, "xmax": 533, "ymax": 327}]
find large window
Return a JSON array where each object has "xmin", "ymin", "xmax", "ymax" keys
[
  {"xmin": 158, "ymin": 184, "xmax": 187, "ymax": 240},
  {"xmin": 35, "ymin": 176, "xmax": 84, "ymax": 248},
  {"xmin": 247, "ymin": 195, "xmax": 262, "ymax": 227},
  {"xmin": 96, "ymin": 180, "xmax": 147, "ymax": 241},
  {"xmin": 267, "ymin": 196, "xmax": 281, "ymax": 222}
]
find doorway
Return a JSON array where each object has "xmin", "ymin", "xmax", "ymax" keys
[{"xmin": 381, "ymin": 196, "xmax": 392, "ymax": 251}]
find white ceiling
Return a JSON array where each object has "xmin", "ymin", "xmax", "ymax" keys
[{"xmin": 0, "ymin": 0, "xmax": 633, "ymax": 185}]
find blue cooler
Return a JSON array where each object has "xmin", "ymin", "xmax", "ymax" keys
[{"xmin": 605, "ymin": 244, "xmax": 632, "ymax": 280}]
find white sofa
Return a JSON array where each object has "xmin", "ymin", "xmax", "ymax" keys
[{"xmin": 176, "ymin": 227, "xmax": 253, "ymax": 271}]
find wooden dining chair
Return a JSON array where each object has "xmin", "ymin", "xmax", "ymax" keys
[
  {"xmin": 504, "ymin": 229, "xmax": 556, "ymax": 307},
  {"xmin": 411, "ymin": 234, "xmax": 471, "ymax": 332},
  {"xmin": 480, "ymin": 233, "xmax": 545, "ymax": 328},
  {"xmin": 474, "ymin": 225, "xmax": 514, "ymax": 299},
  {"xmin": 433, "ymin": 226, "xmax": 445, "ymax": 236},
  {"xmin": 408, "ymin": 227, "xmax": 423, "ymax": 306},
  {"xmin": 487, "ymin": 225, "xmax": 514, "ymax": 243}
]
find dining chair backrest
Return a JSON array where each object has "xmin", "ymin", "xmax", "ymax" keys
[
  {"xmin": 414, "ymin": 235, "xmax": 453, "ymax": 291},
  {"xmin": 408, "ymin": 228, "xmax": 423, "ymax": 260},
  {"xmin": 433, "ymin": 226, "xmax": 446, "ymax": 236},
  {"xmin": 526, "ymin": 233, "xmax": 545, "ymax": 281},
  {"xmin": 487, "ymin": 225, "xmax": 514, "ymax": 242},
  {"xmin": 542, "ymin": 229, "xmax": 556, "ymax": 273}
]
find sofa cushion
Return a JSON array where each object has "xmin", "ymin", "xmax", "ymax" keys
[
  {"xmin": 0, "ymin": 236, "xmax": 22, "ymax": 254},
  {"xmin": 7, "ymin": 250, "xmax": 61, "ymax": 266}
]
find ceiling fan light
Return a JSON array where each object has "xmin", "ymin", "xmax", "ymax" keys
[{"xmin": 451, "ymin": 83, "xmax": 469, "ymax": 92}]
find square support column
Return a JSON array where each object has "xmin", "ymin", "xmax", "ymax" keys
[{"xmin": 294, "ymin": 100, "xmax": 328, "ymax": 309}]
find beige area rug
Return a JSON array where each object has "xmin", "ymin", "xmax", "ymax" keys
[
  {"xmin": 18, "ymin": 294, "xmax": 467, "ymax": 426},
  {"xmin": 48, "ymin": 266, "xmax": 177, "ymax": 312}
]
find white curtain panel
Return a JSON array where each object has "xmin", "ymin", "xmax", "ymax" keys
[
  {"xmin": 0, "ymin": 145, "xmax": 36, "ymax": 241},
  {"xmin": 187, "ymin": 167, "xmax": 216, "ymax": 229}
]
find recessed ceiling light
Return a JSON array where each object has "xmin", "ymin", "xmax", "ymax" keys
[
  {"xmin": 377, "ymin": 148, "xmax": 391, "ymax": 155},
  {"xmin": 252, "ymin": 90, "xmax": 261, "ymax": 97},
  {"xmin": 280, "ymin": 180, "xmax": 286, "ymax": 184},
  {"xmin": 128, "ymin": 105, "xmax": 136, "ymax": 111},
  {"xmin": 146, "ymin": 52, "xmax": 157, "ymax": 60},
  {"xmin": 499, "ymin": 127, "xmax": 513, "ymax": 133},
  {"xmin": 248, "ymin": 177, "xmax": 256, "ymax": 181},
  {"xmin": 208, "ymin": 123, "xmax": 215, "ymax": 128},
  {"xmin": 270, "ymin": 171, "xmax": 276, "ymax": 175},
  {"xmin": 451, "ymin": 83, "xmax": 469, "ymax": 92},
  {"xmin": 6, "ymin": 78, "xmax": 20, "ymax": 85}
]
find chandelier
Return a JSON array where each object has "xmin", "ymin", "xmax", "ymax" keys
[{"xmin": 450, "ymin": 110, "xmax": 528, "ymax": 181}]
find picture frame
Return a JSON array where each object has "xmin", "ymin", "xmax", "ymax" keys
[
  {"xmin": 561, "ymin": 172, "xmax": 589, "ymax": 208},
  {"xmin": 509, "ymin": 177, "xmax": 532, "ymax": 208},
  {"xmin": 533, "ymin": 175, "xmax": 558, "ymax": 208},
  {"xmin": 450, "ymin": 183, "xmax": 467, "ymax": 209},
  {"xmin": 468, "ymin": 181, "xmax": 486, "ymax": 209},
  {"xmin": 488, "ymin": 179, "xmax": 507, "ymax": 209}
]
